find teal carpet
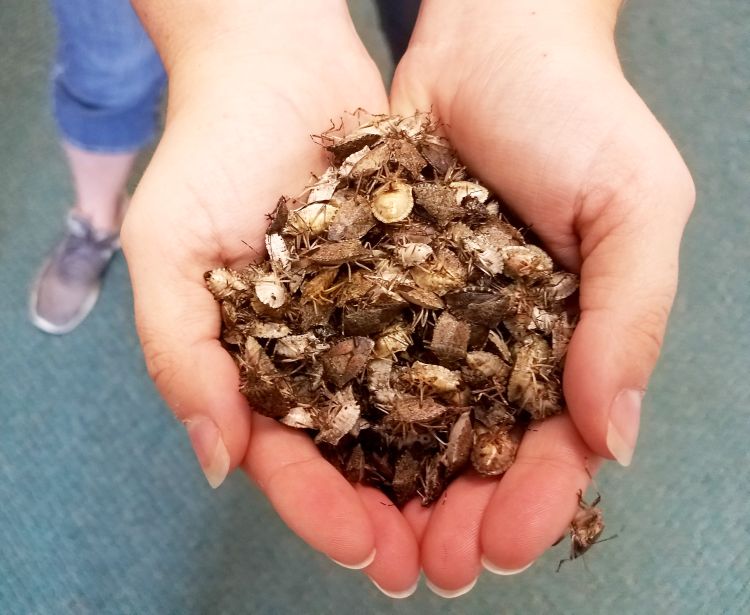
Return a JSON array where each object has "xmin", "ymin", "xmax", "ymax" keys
[{"xmin": 1, "ymin": 1, "xmax": 748, "ymax": 613}]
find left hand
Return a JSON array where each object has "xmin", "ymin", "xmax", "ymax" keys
[{"xmin": 390, "ymin": 0, "xmax": 695, "ymax": 593}]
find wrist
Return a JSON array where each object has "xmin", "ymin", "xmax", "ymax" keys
[
  {"xmin": 132, "ymin": 0, "xmax": 350, "ymax": 74},
  {"xmin": 410, "ymin": 0, "xmax": 621, "ymax": 60}
]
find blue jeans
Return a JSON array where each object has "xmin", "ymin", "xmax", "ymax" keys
[
  {"xmin": 50, "ymin": 0, "xmax": 166, "ymax": 153},
  {"xmin": 50, "ymin": 1, "xmax": 420, "ymax": 153}
]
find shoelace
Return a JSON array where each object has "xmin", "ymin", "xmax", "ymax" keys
[{"xmin": 57, "ymin": 221, "xmax": 117, "ymax": 283}]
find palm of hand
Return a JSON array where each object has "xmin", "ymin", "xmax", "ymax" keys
[
  {"xmin": 388, "ymin": 38, "xmax": 693, "ymax": 588},
  {"xmin": 124, "ymin": 23, "xmax": 694, "ymax": 597},
  {"xmin": 123, "ymin": 45, "xmax": 426, "ymax": 591}
]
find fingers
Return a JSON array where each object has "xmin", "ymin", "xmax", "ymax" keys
[
  {"xmin": 356, "ymin": 486, "xmax": 420, "ymax": 598},
  {"xmin": 565, "ymin": 152, "xmax": 695, "ymax": 465},
  {"xmin": 122, "ymin": 211, "xmax": 251, "ymax": 489},
  {"xmin": 401, "ymin": 497, "xmax": 433, "ymax": 545},
  {"xmin": 420, "ymin": 473, "xmax": 497, "ymax": 598},
  {"xmin": 244, "ymin": 415, "xmax": 375, "ymax": 568},
  {"xmin": 480, "ymin": 415, "xmax": 601, "ymax": 572}
]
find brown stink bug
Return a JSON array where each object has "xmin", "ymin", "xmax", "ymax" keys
[
  {"xmin": 557, "ymin": 490, "xmax": 616, "ymax": 571},
  {"xmin": 204, "ymin": 111, "xmax": 586, "ymax": 514}
]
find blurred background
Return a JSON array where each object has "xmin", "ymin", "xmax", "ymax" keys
[{"xmin": 1, "ymin": 1, "xmax": 748, "ymax": 613}]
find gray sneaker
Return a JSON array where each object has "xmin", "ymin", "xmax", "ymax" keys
[{"xmin": 29, "ymin": 213, "xmax": 120, "ymax": 334}]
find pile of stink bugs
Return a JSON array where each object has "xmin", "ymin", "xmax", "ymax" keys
[{"xmin": 206, "ymin": 112, "xmax": 581, "ymax": 507}]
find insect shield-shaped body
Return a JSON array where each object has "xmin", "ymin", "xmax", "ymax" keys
[
  {"xmin": 557, "ymin": 491, "xmax": 608, "ymax": 571},
  {"xmin": 287, "ymin": 202, "xmax": 339, "ymax": 237},
  {"xmin": 315, "ymin": 386, "xmax": 361, "ymax": 446},
  {"xmin": 320, "ymin": 337, "xmax": 374, "ymax": 389},
  {"xmin": 392, "ymin": 451, "xmax": 420, "ymax": 506},
  {"xmin": 239, "ymin": 337, "xmax": 293, "ymax": 418},
  {"xmin": 327, "ymin": 192, "xmax": 376, "ymax": 241},
  {"xmin": 404, "ymin": 361, "xmax": 462, "ymax": 395},
  {"xmin": 204, "ymin": 112, "xmax": 584, "ymax": 511},
  {"xmin": 254, "ymin": 273, "xmax": 287, "ymax": 309},
  {"xmin": 471, "ymin": 425, "xmax": 518, "ymax": 476},
  {"xmin": 204, "ymin": 267, "xmax": 250, "ymax": 301},
  {"xmin": 396, "ymin": 242, "xmax": 433, "ymax": 268},
  {"xmin": 430, "ymin": 312, "xmax": 471, "ymax": 367},
  {"xmin": 373, "ymin": 320, "xmax": 413, "ymax": 359},
  {"xmin": 507, "ymin": 334, "xmax": 563, "ymax": 420},
  {"xmin": 502, "ymin": 245, "xmax": 554, "ymax": 281},
  {"xmin": 442, "ymin": 411, "xmax": 473, "ymax": 478},
  {"xmin": 370, "ymin": 181, "xmax": 414, "ymax": 224}
]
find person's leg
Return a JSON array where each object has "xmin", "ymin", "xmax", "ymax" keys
[
  {"xmin": 374, "ymin": 0, "xmax": 421, "ymax": 65},
  {"xmin": 64, "ymin": 144, "xmax": 136, "ymax": 233},
  {"xmin": 51, "ymin": 0, "xmax": 166, "ymax": 232},
  {"xmin": 30, "ymin": 1, "xmax": 166, "ymax": 334}
]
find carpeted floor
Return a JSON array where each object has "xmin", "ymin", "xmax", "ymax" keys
[{"xmin": 1, "ymin": 1, "xmax": 748, "ymax": 613}]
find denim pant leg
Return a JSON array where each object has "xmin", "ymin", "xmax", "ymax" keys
[{"xmin": 50, "ymin": 0, "xmax": 166, "ymax": 153}]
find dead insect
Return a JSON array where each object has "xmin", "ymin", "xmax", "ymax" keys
[
  {"xmin": 320, "ymin": 337, "xmax": 374, "ymax": 388},
  {"xmin": 306, "ymin": 239, "xmax": 372, "ymax": 266},
  {"xmin": 254, "ymin": 272, "xmax": 287, "ymax": 309},
  {"xmin": 349, "ymin": 143, "xmax": 391, "ymax": 179},
  {"xmin": 470, "ymin": 425, "xmax": 518, "ymax": 476},
  {"xmin": 280, "ymin": 405, "xmax": 316, "ymax": 430},
  {"xmin": 300, "ymin": 268, "xmax": 341, "ymax": 308},
  {"xmin": 371, "ymin": 181, "xmax": 414, "ymax": 224},
  {"xmin": 205, "ymin": 268, "xmax": 250, "ymax": 301},
  {"xmin": 404, "ymin": 361, "xmax": 462, "ymax": 394},
  {"xmin": 413, "ymin": 182, "xmax": 464, "ymax": 227},
  {"xmin": 287, "ymin": 202, "xmax": 339, "ymax": 236},
  {"xmin": 430, "ymin": 312, "xmax": 471, "ymax": 367},
  {"xmin": 327, "ymin": 192, "xmax": 376, "ymax": 240},
  {"xmin": 465, "ymin": 351, "xmax": 508, "ymax": 380},
  {"xmin": 306, "ymin": 167, "xmax": 340, "ymax": 204},
  {"xmin": 507, "ymin": 334, "xmax": 563, "ymax": 420},
  {"xmin": 410, "ymin": 247, "xmax": 467, "ymax": 296},
  {"xmin": 442, "ymin": 411, "xmax": 473, "ymax": 478},
  {"xmin": 315, "ymin": 386, "xmax": 361, "ymax": 446},
  {"xmin": 418, "ymin": 135, "xmax": 456, "ymax": 176},
  {"xmin": 274, "ymin": 332, "xmax": 330, "ymax": 361},
  {"xmin": 239, "ymin": 337, "xmax": 294, "ymax": 418},
  {"xmin": 389, "ymin": 138, "xmax": 427, "ymax": 177},
  {"xmin": 420, "ymin": 454, "xmax": 446, "ymax": 506},
  {"xmin": 502, "ymin": 245, "xmax": 554, "ymax": 281},
  {"xmin": 557, "ymin": 491, "xmax": 614, "ymax": 571},
  {"xmin": 373, "ymin": 320, "xmax": 413, "ymax": 359},
  {"xmin": 389, "ymin": 395, "xmax": 451, "ymax": 424},
  {"xmin": 326, "ymin": 125, "xmax": 382, "ymax": 160},
  {"xmin": 396, "ymin": 242, "xmax": 433, "ymax": 268},
  {"xmin": 396, "ymin": 286, "xmax": 445, "ymax": 311},
  {"xmin": 344, "ymin": 444, "xmax": 366, "ymax": 483},
  {"xmin": 444, "ymin": 290, "xmax": 510, "ymax": 327},
  {"xmin": 392, "ymin": 450, "xmax": 420, "ymax": 505},
  {"xmin": 342, "ymin": 299, "xmax": 406, "ymax": 336},
  {"xmin": 204, "ymin": 111, "xmax": 583, "ymax": 513},
  {"xmin": 450, "ymin": 180, "xmax": 489, "ymax": 205}
]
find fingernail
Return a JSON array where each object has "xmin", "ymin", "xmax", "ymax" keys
[
  {"xmin": 425, "ymin": 577, "xmax": 477, "ymax": 599},
  {"xmin": 372, "ymin": 578, "xmax": 419, "ymax": 599},
  {"xmin": 481, "ymin": 555, "xmax": 534, "ymax": 575},
  {"xmin": 606, "ymin": 389, "xmax": 643, "ymax": 467},
  {"xmin": 331, "ymin": 548, "xmax": 376, "ymax": 570},
  {"xmin": 184, "ymin": 416, "xmax": 230, "ymax": 488}
]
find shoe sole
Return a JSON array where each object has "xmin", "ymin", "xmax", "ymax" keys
[{"xmin": 28, "ymin": 260, "xmax": 104, "ymax": 336}]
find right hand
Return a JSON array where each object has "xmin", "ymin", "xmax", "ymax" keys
[{"xmin": 123, "ymin": 0, "xmax": 420, "ymax": 595}]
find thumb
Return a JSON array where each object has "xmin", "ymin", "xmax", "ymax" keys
[
  {"xmin": 121, "ymin": 207, "xmax": 252, "ymax": 489},
  {"xmin": 563, "ymin": 156, "xmax": 695, "ymax": 466}
]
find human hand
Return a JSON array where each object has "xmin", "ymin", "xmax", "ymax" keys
[
  {"xmin": 390, "ymin": 0, "xmax": 695, "ymax": 594},
  {"xmin": 122, "ymin": 1, "xmax": 420, "ymax": 595}
]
